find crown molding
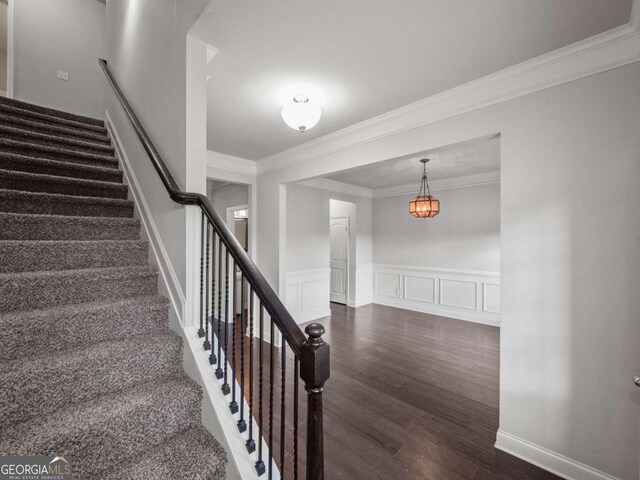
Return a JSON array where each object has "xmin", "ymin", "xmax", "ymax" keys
[
  {"xmin": 372, "ymin": 171, "xmax": 500, "ymax": 198},
  {"xmin": 207, "ymin": 150, "xmax": 257, "ymax": 177},
  {"xmin": 297, "ymin": 177, "xmax": 374, "ymax": 198},
  {"xmin": 257, "ymin": 9, "xmax": 640, "ymax": 175},
  {"xmin": 296, "ymin": 171, "xmax": 500, "ymax": 199}
]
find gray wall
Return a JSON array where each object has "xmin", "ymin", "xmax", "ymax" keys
[
  {"xmin": 373, "ymin": 182, "xmax": 500, "ymax": 271},
  {"xmin": 13, "ymin": 0, "xmax": 106, "ymax": 117}
]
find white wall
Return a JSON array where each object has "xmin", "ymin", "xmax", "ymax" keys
[
  {"xmin": 373, "ymin": 182, "xmax": 500, "ymax": 272},
  {"xmin": 257, "ymin": 63, "xmax": 640, "ymax": 480},
  {"xmin": 13, "ymin": 0, "xmax": 106, "ymax": 117}
]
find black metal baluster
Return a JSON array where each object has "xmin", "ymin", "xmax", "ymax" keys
[
  {"xmin": 255, "ymin": 304, "xmax": 266, "ymax": 476},
  {"xmin": 221, "ymin": 249, "xmax": 231, "ymax": 396},
  {"xmin": 293, "ymin": 357, "xmax": 299, "ymax": 480},
  {"xmin": 268, "ymin": 315, "xmax": 275, "ymax": 480},
  {"xmin": 230, "ymin": 259, "xmax": 239, "ymax": 414},
  {"xmin": 246, "ymin": 289, "xmax": 256, "ymax": 453},
  {"xmin": 203, "ymin": 223, "xmax": 211, "ymax": 351},
  {"xmin": 280, "ymin": 339, "xmax": 286, "ymax": 479},
  {"xmin": 215, "ymin": 238, "xmax": 223, "ymax": 379},
  {"xmin": 198, "ymin": 211, "xmax": 205, "ymax": 338},
  {"xmin": 237, "ymin": 275, "xmax": 247, "ymax": 431},
  {"xmin": 208, "ymin": 232, "xmax": 217, "ymax": 363}
]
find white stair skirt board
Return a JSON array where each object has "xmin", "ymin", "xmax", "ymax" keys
[
  {"xmin": 370, "ymin": 264, "xmax": 500, "ymax": 326},
  {"xmin": 495, "ymin": 431, "xmax": 621, "ymax": 480},
  {"xmin": 185, "ymin": 326, "xmax": 280, "ymax": 480},
  {"xmin": 285, "ymin": 269, "xmax": 331, "ymax": 324},
  {"xmin": 106, "ymin": 111, "xmax": 272, "ymax": 480}
]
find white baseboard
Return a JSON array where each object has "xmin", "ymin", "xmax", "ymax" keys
[
  {"xmin": 104, "ymin": 110, "xmax": 185, "ymax": 324},
  {"xmin": 285, "ymin": 268, "xmax": 331, "ymax": 324},
  {"xmin": 495, "ymin": 430, "xmax": 621, "ymax": 480},
  {"xmin": 371, "ymin": 264, "xmax": 500, "ymax": 327}
]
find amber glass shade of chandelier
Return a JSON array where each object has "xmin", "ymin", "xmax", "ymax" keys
[{"xmin": 409, "ymin": 195, "xmax": 439, "ymax": 218}]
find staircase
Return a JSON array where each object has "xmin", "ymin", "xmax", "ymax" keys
[{"xmin": 0, "ymin": 96, "xmax": 227, "ymax": 479}]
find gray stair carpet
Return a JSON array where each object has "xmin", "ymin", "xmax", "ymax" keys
[{"xmin": 0, "ymin": 98, "xmax": 226, "ymax": 479}]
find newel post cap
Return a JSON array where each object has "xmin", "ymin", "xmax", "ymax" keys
[{"xmin": 305, "ymin": 323, "xmax": 325, "ymax": 346}]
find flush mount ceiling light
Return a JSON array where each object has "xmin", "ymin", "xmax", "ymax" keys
[
  {"xmin": 409, "ymin": 159, "xmax": 440, "ymax": 218},
  {"xmin": 281, "ymin": 95, "xmax": 322, "ymax": 133}
]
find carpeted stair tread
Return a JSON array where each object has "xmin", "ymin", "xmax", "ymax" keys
[
  {"xmin": 0, "ymin": 169, "xmax": 129, "ymax": 199},
  {"xmin": 0, "ymin": 152, "xmax": 123, "ymax": 183},
  {"xmin": 0, "ymin": 265, "xmax": 158, "ymax": 313},
  {"xmin": 0, "ymin": 239, "xmax": 148, "ymax": 273},
  {"xmin": 0, "ymin": 137, "xmax": 118, "ymax": 168},
  {"xmin": 0, "ymin": 377, "xmax": 203, "ymax": 479},
  {"xmin": 0, "ymin": 189, "xmax": 134, "ymax": 217},
  {"xmin": 0, "ymin": 212, "xmax": 140, "ymax": 241},
  {"xmin": 0, "ymin": 295, "xmax": 170, "ymax": 361},
  {"xmin": 101, "ymin": 425, "xmax": 227, "ymax": 480},
  {"xmin": 0, "ymin": 333, "xmax": 184, "ymax": 427},
  {"xmin": 0, "ymin": 113, "xmax": 111, "ymax": 145},
  {"xmin": 0, "ymin": 96, "xmax": 105, "ymax": 129},
  {"xmin": 0, "ymin": 97, "xmax": 223, "ymax": 480},
  {"xmin": 0, "ymin": 124, "xmax": 114, "ymax": 156}
]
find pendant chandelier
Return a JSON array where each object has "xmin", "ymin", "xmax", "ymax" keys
[{"xmin": 409, "ymin": 159, "xmax": 439, "ymax": 218}]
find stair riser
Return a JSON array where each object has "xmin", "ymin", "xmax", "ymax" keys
[
  {"xmin": 0, "ymin": 194, "xmax": 134, "ymax": 218},
  {"xmin": 0, "ymin": 114, "xmax": 111, "ymax": 145},
  {"xmin": 0, "ymin": 154, "xmax": 123, "ymax": 183},
  {"xmin": 0, "ymin": 214, "xmax": 140, "ymax": 241},
  {"xmin": 0, "ymin": 269, "xmax": 158, "ymax": 313},
  {"xmin": 0, "ymin": 171, "xmax": 129, "ymax": 199},
  {"xmin": 0, "ymin": 241, "xmax": 149, "ymax": 273},
  {"xmin": 0, "ymin": 336, "xmax": 184, "ymax": 428},
  {"xmin": 0, "ymin": 141, "xmax": 118, "ymax": 169},
  {"xmin": 0, "ymin": 381, "xmax": 202, "ymax": 479},
  {"xmin": 0, "ymin": 297, "xmax": 170, "ymax": 361},
  {"xmin": 0, "ymin": 130, "xmax": 114, "ymax": 156},
  {"xmin": 0, "ymin": 103, "xmax": 106, "ymax": 133}
]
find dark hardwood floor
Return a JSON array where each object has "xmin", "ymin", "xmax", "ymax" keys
[{"xmin": 222, "ymin": 303, "xmax": 561, "ymax": 479}]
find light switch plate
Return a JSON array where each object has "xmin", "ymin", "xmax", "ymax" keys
[{"xmin": 57, "ymin": 70, "xmax": 69, "ymax": 81}]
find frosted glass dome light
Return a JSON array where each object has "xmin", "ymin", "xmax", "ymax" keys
[{"xmin": 281, "ymin": 96, "xmax": 322, "ymax": 133}]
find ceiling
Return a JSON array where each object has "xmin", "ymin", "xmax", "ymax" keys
[
  {"xmin": 325, "ymin": 136, "xmax": 500, "ymax": 190},
  {"xmin": 191, "ymin": 0, "xmax": 632, "ymax": 161}
]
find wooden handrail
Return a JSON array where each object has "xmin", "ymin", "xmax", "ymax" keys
[{"xmin": 99, "ymin": 58, "xmax": 329, "ymax": 479}]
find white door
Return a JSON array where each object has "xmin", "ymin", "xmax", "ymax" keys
[{"xmin": 330, "ymin": 217, "xmax": 349, "ymax": 304}]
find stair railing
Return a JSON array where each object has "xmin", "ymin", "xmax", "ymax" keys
[{"xmin": 99, "ymin": 58, "xmax": 329, "ymax": 479}]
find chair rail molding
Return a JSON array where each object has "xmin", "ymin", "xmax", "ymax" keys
[
  {"xmin": 257, "ymin": 7, "xmax": 640, "ymax": 174},
  {"xmin": 371, "ymin": 264, "xmax": 500, "ymax": 326}
]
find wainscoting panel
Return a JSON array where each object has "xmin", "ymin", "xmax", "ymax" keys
[
  {"xmin": 372, "ymin": 264, "xmax": 500, "ymax": 326},
  {"xmin": 483, "ymin": 282, "xmax": 501, "ymax": 314},
  {"xmin": 439, "ymin": 278, "xmax": 477, "ymax": 310},
  {"xmin": 374, "ymin": 272, "xmax": 401, "ymax": 298},
  {"xmin": 404, "ymin": 275, "xmax": 436, "ymax": 304},
  {"xmin": 285, "ymin": 268, "xmax": 331, "ymax": 324},
  {"xmin": 354, "ymin": 264, "xmax": 373, "ymax": 307}
]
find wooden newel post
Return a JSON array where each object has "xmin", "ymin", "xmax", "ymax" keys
[{"xmin": 300, "ymin": 323, "xmax": 330, "ymax": 480}]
